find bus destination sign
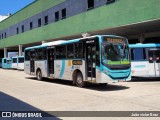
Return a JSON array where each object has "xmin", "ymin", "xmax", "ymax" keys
[{"xmin": 105, "ymin": 38, "xmax": 123, "ymax": 43}]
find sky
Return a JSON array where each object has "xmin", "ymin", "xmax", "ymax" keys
[{"xmin": 0, "ymin": 0, "xmax": 35, "ymax": 16}]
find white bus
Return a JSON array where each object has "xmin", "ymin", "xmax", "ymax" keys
[
  {"xmin": 12, "ymin": 57, "xmax": 18, "ymax": 69},
  {"xmin": 129, "ymin": 43, "xmax": 160, "ymax": 77},
  {"xmin": 11, "ymin": 56, "xmax": 24, "ymax": 70},
  {"xmin": 24, "ymin": 35, "xmax": 131, "ymax": 87},
  {"xmin": 17, "ymin": 56, "xmax": 24, "ymax": 70}
]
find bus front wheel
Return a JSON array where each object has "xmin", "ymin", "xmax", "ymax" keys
[
  {"xmin": 76, "ymin": 73, "xmax": 85, "ymax": 88},
  {"xmin": 36, "ymin": 70, "xmax": 42, "ymax": 81}
]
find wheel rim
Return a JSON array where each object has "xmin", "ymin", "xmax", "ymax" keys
[{"xmin": 77, "ymin": 75, "xmax": 83, "ymax": 84}]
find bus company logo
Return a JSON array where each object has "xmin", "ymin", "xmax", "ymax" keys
[
  {"xmin": 2, "ymin": 112, "xmax": 11, "ymax": 117},
  {"xmin": 1, "ymin": 112, "xmax": 43, "ymax": 118}
]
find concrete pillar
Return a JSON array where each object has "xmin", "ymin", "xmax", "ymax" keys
[
  {"xmin": 19, "ymin": 45, "xmax": 23, "ymax": 56},
  {"xmin": 4, "ymin": 48, "xmax": 7, "ymax": 58}
]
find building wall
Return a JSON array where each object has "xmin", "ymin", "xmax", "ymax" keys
[
  {"xmin": 0, "ymin": 0, "xmax": 109, "ymax": 39},
  {"xmin": 0, "ymin": 0, "xmax": 160, "ymax": 48}
]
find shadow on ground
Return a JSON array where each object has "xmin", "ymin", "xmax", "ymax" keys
[
  {"xmin": 0, "ymin": 92, "xmax": 61, "ymax": 120},
  {"xmin": 130, "ymin": 77, "xmax": 160, "ymax": 82},
  {"xmin": 25, "ymin": 77, "xmax": 129, "ymax": 92}
]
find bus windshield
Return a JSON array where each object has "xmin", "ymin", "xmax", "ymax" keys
[{"xmin": 102, "ymin": 37, "xmax": 130, "ymax": 65}]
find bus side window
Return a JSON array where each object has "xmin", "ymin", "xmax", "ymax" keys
[
  {"xmin": 74, "ymin": 43, "xmax": 83, "ymax": 58},
  {"xmin": 36, "ymin": 48, "xmax": 47, "ymax": 60},
  {"xmin": 131, "ymin": 48, "xmax": 146, "ymax": 61},
  {"xmin": 67, "ymin": 44, "xmax": 74, "ymax": 59},
  {"xmin": 130, "ymin": 49, "xmax": 134, "ymax": 60},
  {"xmin": 56, "ymin": 46, "xmax": 66, "ymax": 59},
  {"xmin": 25, "ymin": 50, "xmax": 30, "ymax": 60},
  {"xmin": 30, "ymin": 50, "xmax": 36, "ymax": 60},
  {"xmin": 96, "ymin": 42, "xmax": 100, "ymax": 67}
]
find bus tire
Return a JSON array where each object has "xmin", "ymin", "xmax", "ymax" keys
[
  {"xmin": 76, "ymin": 72, "xmax": 85, "ymax": 88},
  {"xmin": 36, "ymin": 70, "xmax": 43, "ymax": 81},
  {"xmin": 99, "ymin": 83, "xmax": 108, "ymax": 86}
]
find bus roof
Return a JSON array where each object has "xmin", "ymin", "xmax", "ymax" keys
[
  {"xmin": 25, "ymin": 35, "xmax": 127, "ymax": 50},
  {"xmin": 12, "ymin": 56, "xmax": 24, "ymax": 58},
  {"xmin": 2, "ymin": 58, "xmax": 11, "ymax": 60},
  {"xmin": 129, "ymin": 43, "xmax": 160, "ymax": 48}
]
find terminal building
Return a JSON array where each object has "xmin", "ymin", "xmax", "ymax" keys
[{"xmin": 0, "ymin": 0, "xmax": 160, "ymax": 58}]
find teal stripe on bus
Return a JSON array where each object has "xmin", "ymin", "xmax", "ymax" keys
[{"xmin": 59, "ymin": 60, "xmax": 65, "ymax": 79}]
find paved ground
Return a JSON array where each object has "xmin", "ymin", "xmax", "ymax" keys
[{"xmin": 0, "ymin": 68, "xmax": 160, "ymax": 120}]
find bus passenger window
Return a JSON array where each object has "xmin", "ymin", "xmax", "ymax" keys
[
  {"xmin": 56, "ymin": 46, "xmax": 66, "ymax": 59},
  {"xmin": 131, "ymin": 48, "xmax": 146, "ymax": 61},
  {"xmin": 75, "ymin": 43, "xmax": 83, "ymax": 58},
  {"xmin": 30, "ymin": 50, "xmax": 36, "ymax": 60},
  {"xmin": 25, "ymin": 51, "xmax": 30, "ymax": 60},
  {"xmin": 36, "ymin": 49, "xmax": 46, "ymax": 60},
  {"xmin": 155, "ymin": 50, "xmax": 160, "ymax": 63},
  {"xmin": 67, "ymin": 44, "xmax": 74, "ymax": 58}
]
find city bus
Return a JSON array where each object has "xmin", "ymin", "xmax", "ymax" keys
[
  {"xmin": 24, "ymin": 35, "xmax": 131, "ymax": 87},
  {"xmin": 129, "ymin": 43, "xmax": 160, "ymax": 77},
  {"xmin": 17, "ymin": 56, "xmax": 24, "ymax": 70},
  {"xmin": 11, "ymin": 56, "xmax": 24, "ymax": 70},
  {"xmin": 0, "ymin": 58, "xmax": 2, "ymax": 68},
  {"xmin": 12, "ymin": 57, "xmax": 18, "ymax": 69},
  {"xmin": 2, "ymin": 58, "xmax": 12, "ymax": 69}
]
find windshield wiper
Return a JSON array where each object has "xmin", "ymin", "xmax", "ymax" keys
[{"xmin": 110, "ymin": 43, "xmax": 119, "ymax": 55}]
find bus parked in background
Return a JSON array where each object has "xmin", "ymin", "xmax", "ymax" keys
[
  {"xmin": 129, "ymin": 43, "xmax": 160, "ymax": 77},
  {"xmin": 11, "ymin": 56, "xmax": 24, "ymax": 70},
  {"xmin": 17, "ymin": 56, "xmax": 24, "ymax": 70},
  {"xmin": 24, "ymin": 35, "xmax": 131, "ymax": 87},
  {"xmin": 2, "ymin": 58, "xmax": 12, "ymax": 69},
  {"xmin": 12, "ymin": 57, "xmax": 18, "ymax": 69},
  {"xmin": 0, "ymin": 58, "xmax": 2, "ymax": 68}
]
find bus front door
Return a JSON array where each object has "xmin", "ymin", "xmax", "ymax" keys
[
  {"xmin": 86, "ymin": 43, "xmax": 96, "ymax": 81},
  {"xmin": 48, "ymin": 48, "xmax": 54, "ymax": 77},
  {"xmin": 148, "ymin": 50, "xmax": 160, "ymax": 77}
]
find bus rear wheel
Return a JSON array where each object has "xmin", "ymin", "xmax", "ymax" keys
[
  {"xmin": 36, "ymin": 70, "xmax": 42, "ymax": 81},
  {"xmin": 76, "ymin": 73, "xmax": 85, "ymax": 88}
]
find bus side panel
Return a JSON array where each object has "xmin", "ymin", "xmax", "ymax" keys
[
  {"xmin": 64, "ymin": 60, "xmax": 86, "ymax": 81},
  {"xmin": 54, "ymin": 60, "xmax": 86, "ymax": 81},
  {"xmin": 54, "ymin": 60, "xmax": 65, "ymax": 79},
  {"xmin": 35, "ymin": 61, "xmax": 48, "ymax": 77},
  {"xmin": 24, "ymin": 61, "xmax": 31, "ymax": 75},
  {"xmin": 131, "ymin": 61, "xmax": 149, "ymax": 77},
  {"xmin": 12, "ymin": 63, "xmax": 18, "ymax": 69},
  {"xmin": 18, "ymin": 63, "xmax": 24, "ymax": 70}
]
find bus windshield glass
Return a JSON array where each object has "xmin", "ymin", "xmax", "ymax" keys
[{"xmin": 102, "ymin": 37, "xmax": 130, "ymax": 65}]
